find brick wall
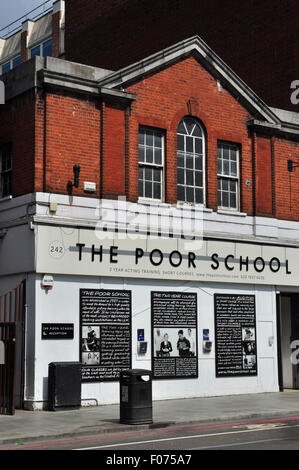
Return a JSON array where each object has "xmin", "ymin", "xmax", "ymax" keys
[
  {"xmin": 125, "ymin": 56, "xmax": 254, "ymax": 213},
  {"xmin": 0, "ymin": 90, "xmax": 35, "ymax": 196},
  {"xmin": 65, "ymin": 0, "xmax": 298, "ymax": 112},
  {"xmin": 1, "ymin": 54, "xmax": 299, "ymax": 221}
]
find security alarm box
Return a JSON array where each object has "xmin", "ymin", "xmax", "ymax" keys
[{"xmin": 42, "ymin": 275, "xmax": 54, "ymax": 287}]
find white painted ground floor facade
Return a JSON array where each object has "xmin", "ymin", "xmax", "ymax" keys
[{"xmin": 0, "ymin": 193, "xmax": 299, "ymax": 410}]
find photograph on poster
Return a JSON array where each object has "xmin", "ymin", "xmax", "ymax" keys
[
  {"xmin": 81, "ymin": 325, "xmax": 100, "ymax": 352},
  {"xmin": 242, "ymin": 327, "xmax": 255, "ymax": 342},
  {"xmin": 154, "ymin": 327, "xmax": 197, "ymax": 358},
  {"xmin": 82, "ymin": 352, "xmax": 100, "ymax": 365},
  {"xmin": 243, "ymin": 355, "xmax": 256, "ymax": 369},
  {"xmin": 242, "ymin": 340, "xmax": 256, "ymax": 355}
]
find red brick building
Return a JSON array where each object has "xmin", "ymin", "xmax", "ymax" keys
[{"xmin": 0, "ymin": 3, "xmax": 299, "ymax": 411}]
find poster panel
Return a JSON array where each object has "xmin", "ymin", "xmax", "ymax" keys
[
  {"xmin": 214, "ymin": 294, "xmax": 257, "ymax": 377},
  {"xmin": 151, "ymin": 291, "xmax": 198, "ymax": 380},
  {"xmin": 80, "ymin": 289, "xmax": 132, "ymax": 382}
]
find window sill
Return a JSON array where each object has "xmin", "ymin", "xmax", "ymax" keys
[
  {"xmin": 0, "ymin": 195, "xmax": 13, "ymax": 204},
  {"xmin": 217, "ymin": 209, "xmax": 247, "ymax": 217},
  {"xmin": 176, "ymin": 202, "xmax": 213, "ymax": 212},
  {"xmin": 137, "ymin": 198, "xmax": 171, "ymax": 208}
]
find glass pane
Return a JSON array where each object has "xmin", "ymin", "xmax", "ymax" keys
[
  {"xmin": 223, "ymin": 146, "xmax": 229, "ymax": 160},
  {"xmin": 217, "ymin": 158, "xmax": 222, "ymax": 174},
  {"xmin": 222, "ymin": 179, "xmax": 229, "ymax": 191},
  {"xmin": 186, "ymin": 136, "xmax": 193, "ymax": 153},
  {"xmin": 186, "ymin": 170, "xmax": 194, "ymax": 186},
  {"xmin": 230, "ymin": 180, "xmax": 237, "ymax": 192},
  {"xmin": 43, "ymin": 39, "xmax": 52, "ymax": 57},
  {"xmin": 195, "ymin": 188, "xmax": 203, "ymax": 204},
  {"xmin": 154, "ymin": 133, "xmax": 162, "ymax": 148},
  {"xmin": 195, "ymin": 171, "xmax": 203, "ymax": 187},
  {"xmin": 177, "ymin": 185, "xmax": 185, "ymax": 201},
  {"xmin": 177, "ymin": 134, "xmax": 184, "ymax": 151},
  {"xmin": 145, "ymin": 167, "xmax": 152, "ymax": 181},
  {"xmin": 184, "ymin": 118, "xmax": 195, "ymax": 135},
  {"xmin": 177, "ymin": 168, "xmax": 184, "ymax": 184},
  {"xmin": 230, "ymin": 148, "xmax": 237, "ymax": 161},
  {"xmin": 146, "ymin": 132, "xmax": 153, "ymax": 146},
  {"xmin": 138, "ymin": 147, "xmax": 145, "ymax": 162},
  {"xmin": 193, "ymin": 124, "xmax": 202, "ymax": 137},
  {"xmin": 2, "ymin": 62, "xmax": 11, "ymax": 73},
  {"xmin": 218, "ymin": 190, "xmax": 222, "ymax": 205},
  {"xmin": 177, "ymin": 120, "xmax": 186, "ymax": 134},
  {"xmin": 31, "ymin": 45, "xmax": 41, "ymax": 57},
  {"xmin": 186, "ymin": 155, "xmax": 193, "ymax": 169},
  {"xmin": 186, "ymin": 187, "xmax": 194, "ymax": 203},
  {"xmin": 145, "ymin": 182, "xmax": 152, "ymax": 198},
  {"xmin": 154, "ymin": 183, "xmax": 161, "ymax": 199},
  {"xmin": 230, "ymin": 192, "xmax": 237, "ymax": 208},
  {"xmin": 195, "ymin": 156, "xmax": 202, "ymax": 170},
  {"xmin": 223, "ymin": 159, "xmax": 229, "ymax": 175},
  {"xmin": 153, "ymin": 168, "xmax": 161, "ymax": 182},
  {"xmin": 12, "ymin": 56, "xmax": 21, "ymax": 68},
  {"xmin": 138, "ymin": 131, "xmax": 145, "ymax": 145},
  {"xmin": 222, "ymin": 192, "xmax": 229, "ymax": 207},
  {"xmin": 177, "ymin": 153, "xmax": 184, "ymax": 168},
  {"xmin": 195, "ymin": 139, "xmax": 202, "ymax": 154},
  {"xmin": 138, "ymin": 180, "xmax": 144, "ymax": 197},
  {"xmin": 146, "ymin": 147, "xmax": 153, "ymax": 163},
  {"xmin": 138, "ymin": 167, "xmax": 143, "ymax": 179},
  {"xmin": 231, "ymin": 161, "xmax": 237, "ymax": 176},
  {"xmin": 154, "ymin": 148, "xmax": 162, "ymax": 165}
]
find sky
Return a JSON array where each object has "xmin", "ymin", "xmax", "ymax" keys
[{"xmin": 0, "ymin": 0, "xmax": 52, "ymax": 32}]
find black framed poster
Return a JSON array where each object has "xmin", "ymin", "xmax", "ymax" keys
[
  {"xmin": 151, "ymin": 291, "xmax": 198, "ymax": 380},
  {"xmin": 214, "ymin": 294, "xmax": 257, "ymax": 377},
  {"xmin": 80, "ymin": 289, "xmax": 132, "ymax": 382}
]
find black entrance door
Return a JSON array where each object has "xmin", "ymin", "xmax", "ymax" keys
[{"xmin": 0, "ymin": 323, "xmax": 16, "ymax": 415}]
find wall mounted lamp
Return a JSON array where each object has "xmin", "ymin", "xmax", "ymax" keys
[{"xmin": 67, "ymin": 164, "xmax": 81, "ymax": 193}]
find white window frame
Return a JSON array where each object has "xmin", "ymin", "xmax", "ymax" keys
[
  {"xmin": 1, "ymin": 55, "xmax": 21, "ymax": 74},
  {"xmin": 30, "ymin": 38, "xmax": 52, "ymax": 58},
  {"xmin": 177, "ymin": 117, "xmax": 206, "ymax": 207},
  {"xmin": 217, "ymin": 141, "xmax": 240, "ymax": 211},
  {"xmin": 138, "ymin": 126, "xmax": 165, "ymax": 203}
]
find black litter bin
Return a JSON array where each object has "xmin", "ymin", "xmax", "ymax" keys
[
  {"xmin": 120, "ymin": 369, "xmax": 152, "ymax": 424},
  {"xmin": 48, "ymin": 362, "xmax": 81, "ymax": 411}
]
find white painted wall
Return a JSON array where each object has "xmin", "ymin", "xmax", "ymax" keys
[
  {"xmin": 280, "ymin": 296, "xmax": 293, "ymax": 389},
  {"xmin": 30, "ymin": 274, "xmax": 279, "ymax": 409}
]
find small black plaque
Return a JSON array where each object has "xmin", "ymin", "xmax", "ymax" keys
[{"xmin": 42, "ymin": 323, "xmax": 74, "ymax": 340}]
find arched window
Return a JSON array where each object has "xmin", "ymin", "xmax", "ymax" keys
[{"xmin": 177, "ymin": 117, "xmax": 205, "ymax": 204}]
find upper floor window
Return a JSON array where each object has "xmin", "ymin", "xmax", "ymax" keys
[
  {"xmin": 217, "ymin": 142, "xmax": 240, "ymax": 210},
  {"xmin": 1, "ymin": 55, "xmax": 21, "ymax": 74},
  {"xmin": 31, "ymin": 38, "xmax": 52, "ymax": 58},
  {"xmin": 0, "ymin": 144, "xmax": 12, "ymax": 198},
  {"xmin": 138, "ymin": 127, "xmax": 164, "ymax": 201},
  {"xmin": 177, "ymin": 117, "xmax": 205, "ymax": 204}
]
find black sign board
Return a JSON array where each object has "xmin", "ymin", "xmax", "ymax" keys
[
  {"xmin": 80, "ymin": 289, "xmax": 132, "ymax": 382},
  {"xmin": 42, "ymin": 323, "xmax": 74, "ymax": 340},
  {"xmin": 214, "ymin": 294, "xmax": 257, "ymax": 377},
  {"xmin": 151, "ymin": 291, "xmax": 198, "ymax": 380}
]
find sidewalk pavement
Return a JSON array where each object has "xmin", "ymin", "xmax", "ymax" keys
[{"xmin": 1, "ymin": 391, "xmax": 299, "ymax": 445}]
